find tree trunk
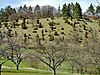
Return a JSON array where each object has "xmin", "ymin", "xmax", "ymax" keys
[
  {"xmin": 52, "ymin": 68, "xmax": 56, "ymax": 75},
  {"xmin": 80, "ymin": 67, "xmax": 83, "ymax": 75},
  {"xmin": 0, "ymin": 65, "xmax": 1, "ymax": 75},
  {"xmin": 16, "ymin": 64, "xmax": 19, "ymax": 70},
  {"xmin": 72, "ymin": 66, "xmax": 74, "ymax": 73},
  {"xmin": 98, "ymin": 69, "xmax": 100, "ymax": 75}
]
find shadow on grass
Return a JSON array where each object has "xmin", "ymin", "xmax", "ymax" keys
[{"xmin": 1, "ymin": 69, "xmax": 50, "ymax": 74}]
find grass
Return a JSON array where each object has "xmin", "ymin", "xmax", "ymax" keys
[
  {"xmin": 3, "ymin": 60, "xmax": 28, "ymax": 69},
  {"xmin": 2, "ymin": 60, "xmax": 71, "ymax": 71},
  {"xmin": 0, "ymin": 17, "xmax": 99, "ymax": 75},
  {"xmin": 1, "ymin": 68, "xmax": 76, "ymax": 75}
]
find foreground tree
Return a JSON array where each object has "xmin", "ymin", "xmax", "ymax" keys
[
  {"xmin": 85, "ymin": 29, "xmax": 100, "ymax": 75},
  {"xmin": 6, "ymin": 35, "xmax": 26, "ymax": 70},
  {"xmin": 30, "ymin": 37, "xmax": 68, "ymax": 75},
  {"xmin": 0, "ymin": 31, "xmax": 10, "ymax": 75}
]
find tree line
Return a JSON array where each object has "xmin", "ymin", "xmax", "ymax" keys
[{"xmin": 0, "ymin": 2, "xmax": 100, "ymax": 22}]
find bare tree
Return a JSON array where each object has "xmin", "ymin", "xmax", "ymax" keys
[
  {"xmin": 6, "ymin": 35, "xmax": 26, "ymax": 70},
  {"xmin": 96, "ymin": 0, "xmax": 100, "ymax": 5},
  {"xmin": 0, "ymin": 31, "xmax": 10, "ymax": 75},
  {"xmin": 29, "ymin": 37, "xmax": 68, "ymax": 75},
  {"xmin": 85, "ymin": 28, "xmax": 100, "ymax": 75}
]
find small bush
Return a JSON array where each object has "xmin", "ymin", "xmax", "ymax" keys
[
  {"xmin": 0, "ymin": 22, "xmax": 2, "ymax": 28},
  {"xmin": 0, "ymin": 25, "xmax": 2, "ymax": 28},
  {"xmin": 63, "ymin": 17, "xmax": 67, "ymax": 20},
  {"xmin": 54, "ymin": 31, "xmax": 59, "ymax": 36},
  {"xmin": 76, "ymin": 21, "xmax": 80, "ymax": 24},
  {"xmin": 99, "ymin": 19, "xmax": 100, "ymax": 26},
  {"xmin": 33, "ymin": 31, "xmax": 37, "ymax": 33},
  {"xmin": 42, "ymin": 36, "xmax": 45, "ymax": 41},
  {"xmin": 24, "ymin": 33, "xmax": 27, "ymax": 37},
  {"xmin": 51, "ymin": 26, "xmax": 56, "ymax": 31},
  {"xmin": 45, "ymin": 29, "xmax": 48, "ymax": 32},
  {"xmin": 65, "ymin": 19, "xmax": 70, "ymax": 24},
  {"xmin": 51, "ymin": 16, "xmax": 54, "ymax": 20},
  {"xmin": 37, "ymin": 19, "xmax": 40, "ymax": 24},
  {"xmin": 70, "ymin": 23, "xmax": 73, "ymax": 26},
  {"xmin": 15, "ymin": 31, "xmax": 18, "ymax": 37},
  {"xmin": 16, "ymin": 19, "xmax": 18, "ymax": 22},
  {"xmin": 34, "ymin": 27, "xmax": 38, "ymax": 30},
  {"xmin": 47, "ymin": 19, "xmax": 49, "ymax": 21},
  {"xmin": 61, "ymin": 32, "xmax": 65, "ymax": 34},
  {"xmin": 49, "ymin": 35, "xmax": 54, "ymax": 41},
  {"xmin": 4, "ymin": 23, "xmax": 8, "ymax": 27},
  {"xmin": 49, "ymin": 22, "xmax": 54, "ymax": 26},
  {"xmin": 21, "ymin": 22, "xmax": 27, "ymax": 29},
  {"xmin": 61, "ymin": 27, "xmax": 64, "ymax": 30},
  {"xmin": 42, "ymin": 34, "xmax": 45, "ymax": 36},
  {"xmin": 53, "ymin": 26, "xmax": 56, "ymax": 29},
  {"xmin": 29, "ymin": 34, "xmax": 31, "ymax": 36},
  {"xmin": 39, "ymin": 23, "xmax": 43, "ymax": 28},
  {"xmin": 42, "ymin": 29, "xmax": 44, "ymax": 34},
  {"xmin": 48, "ymin": 34, "xmax": 51, "ymax": 37},
  {"xmin": 56, "ymin": 22, "xmax": 60, "ymax": 25}
]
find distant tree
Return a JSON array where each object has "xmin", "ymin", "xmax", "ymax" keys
[
  {"xmin": 34, "ymin": 5, "xmax": 41, "ymax": 19},
  {"xmin": 41, "ymin": 5, "xmax": 55, "ymax": 18},
  {"xmin": 29, "ymin": 6, "xmax": 32, "ymax": 12},
  {"xmin": 8, "ymin": 14, "xmax": 18, "ymax": 21},
  {"xmin": 62, "ymin": 3, "xmax": 72, "ymax": 18},
  {"xmin": 0, "ymin": 8, "xmax": 4, "ymax": 14},
  {"xmin": 27, "ymin": 6, "xmax": 34, "ymax": 19},
  {"xmin": 70, "ymin": 3, "xmax": 74, "ymax": 18},
  {"xmin": 87, "ymin": 3, "xmax": 95, "ymax": 15},
  {"xmin": 73, "ymin": 2, "xmax": 82, "ymax": 19},
  {"xmin": 57, "ymin": 4, "xmax": 60, "ymax": 17},
  {"xmin": 41, "ymin": 6, "xmax": 48, "ymax": 18},
  {"xmin": 0, "ymin": 8, "xmax": 5, "ymax": 22},
  {"xmin": 19, "ymin": 6, "xmax": 23, "ymax": 11},
  {"xmin": 5, "ymin": 5, "xmax": 16, "ymax": 18},
  {"xmin": 96, "ymin": 5, "xmax": 100, "ymax": 15},
  {"xmin": 23, "ymin": 4, "xmax": 27, "ymax": 11},
  {"xmin": 18, "ymin": 6, "xmax": 24, "ymax": 18},
  {"xmin": 47, "ymin": 5, "xmax": 54, "ymax": 17},
  {"xmin": 66, "ymin": 3, "xmax": 71, "ymax": 18},
  {"xmin": 62, "ymin": 3, "xmax": 67, "ymax": 17}
]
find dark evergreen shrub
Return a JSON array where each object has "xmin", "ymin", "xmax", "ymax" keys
[
  {"xmin": 34, "ymin": 27, "xmax": 38, "ymax": 30},
  {"xmin": 54, "ymin": 31, "xmax": 59, "ymax": 36},
  {"xmin": 39, "ymin": 23, "xmax": 43, "ymax": 28},
  {"xmin": 33, "ymin": 31, "xmax": 37, "ymax": 33}
]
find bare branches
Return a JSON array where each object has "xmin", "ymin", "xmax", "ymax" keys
[
  {"xmin": 30, "ymin": 37, "xmax": 68, "ymax": 75},
  {"xmin": 96, "ymin": 0, "xmax": 100, "ymax": 5}
]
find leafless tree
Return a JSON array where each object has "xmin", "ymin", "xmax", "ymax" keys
[
  {"xmin": 85, "ymin": 28, "xmax": 100, "ymax": 75},
  {"xmin": 96, "ymin": 0, "xmax": 100, "ymax": 5},
  {"xmin": 0, "ymin": 31, "xmax": 10, "ymax": 75},
  {"xmin": 6, "ymin": 35, "xmax": 26, "ymax": 70},
  {"xmin": 29, "ymin": 37, "xmax": 68, "ymax": 75}
]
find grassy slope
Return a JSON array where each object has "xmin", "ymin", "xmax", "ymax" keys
[
  {"xmin": 1, "ymin": 17, "xmax": 99, "ymax": 75},
  {"xmin": 1, "ymin": 68, "xmax": 81, "ymax": 75}
]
